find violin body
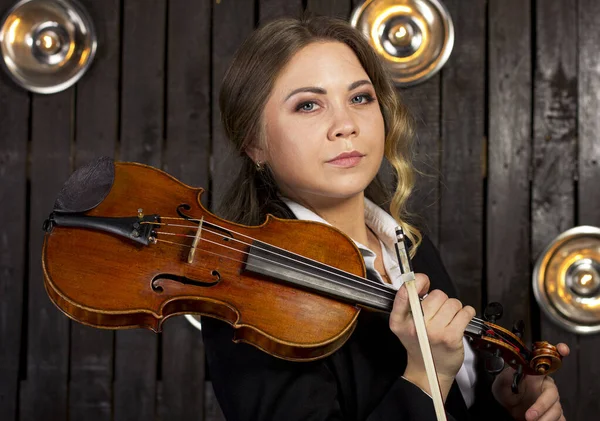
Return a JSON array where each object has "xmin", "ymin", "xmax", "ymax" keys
[
  {"xmin": 42, "ymin": 158, "xmax": 562, "ymax": 381},
  {"xmin": 42, "ymin": 161, "xmax": 367, "ymax": 361}
]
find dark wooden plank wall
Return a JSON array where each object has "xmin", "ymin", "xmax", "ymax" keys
[
  {"xmin": 487, "ymin": 0, "xmax": 532, "ymax": 343},
  {"xmin": 533, "ymin": 1, "xmax": 579, "ymax": 419},
  {"xmin": 440, "ymin": 0, "xmax": 486, "ymax": 313},
  {"xmin": 0, "ymin": 0, "xmax": 599, "ymax": 420},
  {"xmin": 577, "ymin": 0, "xmax": 600, "ymax": 418},
  {"xmin": 20, "ymin": 55, "xmax": 73, "ymax": 421},
  {"xmin": 211, "ymin": 0, "xmax": 254, "ymax": 211}
]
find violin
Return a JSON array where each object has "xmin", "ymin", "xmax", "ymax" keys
[{"xmin": 41, "ymin": 157, "xmax": 561, "ymax": 393}]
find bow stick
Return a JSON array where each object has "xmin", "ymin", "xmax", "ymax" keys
[{"xmin": 394, "ymin": 227, "xmax": 447, "ymax": 421}]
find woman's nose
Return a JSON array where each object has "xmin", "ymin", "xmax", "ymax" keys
[{"xmin": 327, "ymin": 107, "xmax": 359, "ymax": 141}]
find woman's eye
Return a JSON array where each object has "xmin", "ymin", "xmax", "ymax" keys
[
  {"xmin": 351, "ymin": 94, "xmax": 374, "ymax": 104},
  {"xmin": 296, "ymin": 101, "xmax": 318, "ymax": 112}
]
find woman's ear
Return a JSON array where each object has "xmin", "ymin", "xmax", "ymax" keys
[{"xmin": 245, "ymin": 144, "xmax": 265, "ymax": 164}]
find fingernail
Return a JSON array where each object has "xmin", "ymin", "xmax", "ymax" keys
[{"xmin": 526, "ymin": 409, "xmax": 538, "ymax": 420}]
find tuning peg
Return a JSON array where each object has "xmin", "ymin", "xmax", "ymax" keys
[
  {"xmin": 511, "ymin": 364, "xmax": 524, "ymax": 394},
  {"xmin": 485, "ymin": 349, "xmax": 505, "ymax": 375},
  {"xmin": 512, "ymin": 319, "xmax": 525, "ymax": 339},
  {"xmin": 484, "ymin": 302, "xmax": 504, "ymax": 323}
]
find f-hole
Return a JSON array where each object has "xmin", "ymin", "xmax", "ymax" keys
[{"xmin": 151, "ymin": 270, "xmax": 221, "ymax": 292}]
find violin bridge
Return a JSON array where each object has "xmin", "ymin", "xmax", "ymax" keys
[{"xmin": 187, "ymin": 216, "xmax": 204, "ymax": 264}]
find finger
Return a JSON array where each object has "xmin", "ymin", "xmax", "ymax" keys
[
  {"xmin": 396, "ymin": 273, "xmax": 430, "ymax": 302},
  {"xmin": 420, "ymin": 289, "xmax": 449, "ymax": 321},
  {"xmin": 556, "ymin": 343, "xmax": 570, "ymax": 357},
  {"xmin": 390, "ymin": 287, "xmax": 412, "ymax": 326},
  {"xmin": 413, "ymin": 273, "xmax": 431, "ymax": 297},
  {"xmin": 541, "ymin": 375, "xmax": 556, "ymax": 390},
  {"xmin": 391, "ymin": 274, "xmax": 429, "ymax": 324},
  {"xmin": 429, "ymin": 297, "xmax": 463, "ymax": 328},
  {"xmin": 534, "ymin": 401, "xmax": 563, "ymax": 421},
  {"xmin": 526, "ymin": 378, "xmax": 560, "ymax": 421},
  {"xmin": 447, "ymin": 305, "xmax": 476, "ymax": 338}
]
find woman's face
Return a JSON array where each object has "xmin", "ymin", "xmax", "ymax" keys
[{"xmin": 258, "ymin": 41, "xmax": 385, "ymax": 206}]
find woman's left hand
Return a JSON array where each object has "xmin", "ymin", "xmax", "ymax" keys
[{"xmin": 492, "ymin": 343, "xmax": 569, "ymax": 421}]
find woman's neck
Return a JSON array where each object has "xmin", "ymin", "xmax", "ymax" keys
[{"xmin": 288, "ymin": 192, "xmax": 370, "ymax": 247}]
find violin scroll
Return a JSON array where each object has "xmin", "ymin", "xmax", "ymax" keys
[
  {"xmin": 466, "ymin": 302, "xmax": 563, "ymax": 393},
  {"xmin": 530, "ymin": 341, "xmax": 562, "ymax": 375}
]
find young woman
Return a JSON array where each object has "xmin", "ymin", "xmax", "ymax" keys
[{"xmin": 201, "ymin": 15, "xmax": 568, "ymax": 421}]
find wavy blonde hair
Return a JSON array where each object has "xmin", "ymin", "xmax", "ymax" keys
[{"xmin": 218, "ymin": 15, "xmax": 422, "ymax": 255}]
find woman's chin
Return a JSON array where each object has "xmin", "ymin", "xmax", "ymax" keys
[
  {"xmin": 279, "ymin": 172, "xmax": 377, "ymax": 204},
  {"xmin": 326, "ymin": 174, "xmax": 377, "ymax": 197},
  {"xmin": 313, "ymin": 180, "xmax": 373, "ymax": 201}
]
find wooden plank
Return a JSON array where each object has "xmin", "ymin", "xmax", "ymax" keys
[
  {"xmin": 439, "ymin": 0, "xmax": 485, "ymax": 312},
  {"xmin": 114, "ymin": 1, "xmax": 166, "ymax": 420},
  {"xmin": 259, "ymin": 0, "xmax": 304, "ymax": 23},
  {"xmin": 19, "ymin": 90, "xmax": 73, "ymax": 421},
  {"xmin": 114, "ymin": 330, "xmax": 158, "ymax": 421},
  {"xmin": 486, "ymin": 0, "xmax": 532, "ymax": 342},
  {"xmin": 211, "ymin": 0, "xmax": 255, "ymax": 211},
  {"xmin": 118, "ymin": 0, "xmax": 165, "ymax": 167},
  {"xmin": 158, "ymin": 319, "xmax": 207, "ymax": 420},
  {"xmin": 163, "ymin": 0, "xmax": 211, "ymax": 190},
  {"xmin": 532, "ymin": 1, "xmax": 578, "ymax": 419},
  {"xmin": 578, "ymin": 1, "xmax": 600, "ymax": 225},
  {"xmin": 74, "ymin": 0, "xmax": 121, "ymax": 163},
  {"xmin": 577, "ymin": 0, "xmax": 600, "ymax": 419},
  {"xmin": 402, "ymin": 76, "xmax": 441, "ymax": 246},
  {"xmin": 157, "ymin": 0, "xmax": 211, "ymax": 419},
  {"xmin": 306, "ymin": 0, "xmax": 351, "ymax": 19},
  {"xmin": 68, "ymin": 1, "xmax": 120, "ymax": 420},
  {"xmin": 0, "ymin": 1, "xmax": 30, "ymax": 417}
]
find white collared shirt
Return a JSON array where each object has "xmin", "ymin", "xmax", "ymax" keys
[{"xmin": 281, "ymin": 196, "xmax": 477, "ymax": 408}]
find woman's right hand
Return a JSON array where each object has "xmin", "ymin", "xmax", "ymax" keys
[{"xmin": 389, "ymin": 273, "xmax": 476, "ymax": 401}]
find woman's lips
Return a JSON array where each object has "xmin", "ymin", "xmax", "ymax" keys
[{"xmin": 326, "ymin": 151, "xmax": 365, "ymax": 168}]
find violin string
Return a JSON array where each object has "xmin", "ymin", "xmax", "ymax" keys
[
  {"xmin": 469, "ymin": 317, "xmax": 487, "ymax": 327},
  {"xmin": 466, "ymin": 317, "xmax": 517, "ymax": 336},
  {"xmin": 150, "ymin": 220, "xmax": 397, "ymax": 298},
  {"xmin": 149, "ymin": 217, "xmax": 494, "ymax": 336},
  {"xmin": 155, "ymin": 236, "xmax": 397, "ymax": 305},
  {"xmin": 156, "ymin": 236, "xmax": 492, "ymax": 339},
  {"xmin": 157, "ymin": 228, "xmax": 396, "ymax": 300},
  {"xmin": 156, "ymin": 219, "xmax": 394, "ymax": 294},
  {"xmin": 466, "ymin": 319, "xmax": 525, "ymax": 351},
  {"xmin": 482, "ymin": 325, "xmax": 523, "ymax": 350},
  {"xmin": 150, "ymin": 219, "xmax": 510, "ymax": 325},
  {"xmin": 158, "ymin": 216, "xmax": 400, "ymax": 291}
]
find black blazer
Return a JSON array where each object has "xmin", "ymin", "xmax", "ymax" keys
[{"xmin": 202, "ymin": 232, "xmax": 514, "ymax": 421}]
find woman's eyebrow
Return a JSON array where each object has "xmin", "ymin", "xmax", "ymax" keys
[
  {"xmin": 348, "ymin": 79, "xmax": 372, "ymax": 91},
  {"xmin": 285, "ymin": 87, "xmax": 326, "ymax": 101},
  {"xmin": 284, "ymin": 80, "xmax": 373, "ymax": 102}
]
